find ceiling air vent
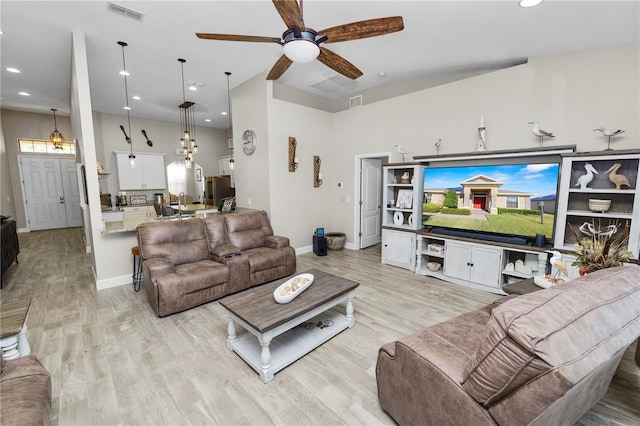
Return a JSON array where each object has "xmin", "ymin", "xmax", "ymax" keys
[
  {"xmin": 107, "ymin": 2, "xmax": 145, "ymax": 21},
  {"xmin": 349, "ymin": 95, "xmax": 363, "ymax": 109},
  {"xmin": 310, "ymin": 75, "xmax": 347, "ymax": 93}
]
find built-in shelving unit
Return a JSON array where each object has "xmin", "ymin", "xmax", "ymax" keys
[
  {"xmin": 382, "ymin": 164, "xmax": 424, "ymax": 230},
  {"xmin": 554, "ymin": 150, "xmax": 639, "ymax": 258}
]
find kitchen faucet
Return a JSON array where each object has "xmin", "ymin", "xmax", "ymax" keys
[{"xmin": 178, "ymin": 192, "xmax": 185, "ymax": 220}]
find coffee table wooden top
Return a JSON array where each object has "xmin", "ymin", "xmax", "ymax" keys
[
  {"xmin": 0, "ymin": 299, "xmax": 31, "ymax": 338},
  {"xmin": 219, "ymin": 269, "xmax": 359, "ymax": 333}
]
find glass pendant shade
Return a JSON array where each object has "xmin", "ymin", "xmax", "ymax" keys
[
  {"xmin": 177, "ymin": 58, "xmax": 197, "ymax": 164},
  {"xmin": 283, "ymin": 39, "xmax": 320, "ymax": 63}
]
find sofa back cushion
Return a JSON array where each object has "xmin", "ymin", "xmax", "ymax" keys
[
  {"xmin": 203, "ymin": 216, "xmax": 228, "ymax": 249},
  {"xmin": 137, "ymin": 218, "xmax": 209, "ymax": 266},
  {"xmin": 462, "ymin": 265, "xmax": 640, "ymax": 406},
  {"xmin": 224, "ymin": 211, "xmax": 274, "ymax": 251}
]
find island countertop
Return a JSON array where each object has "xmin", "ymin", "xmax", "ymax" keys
[{"xmin": 100, "ymin": 208, "xmax": 257, "ymax": 234}]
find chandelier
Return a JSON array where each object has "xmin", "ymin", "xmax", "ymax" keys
[
  {"xmin": 178, "ymin": 58, "xmax": 197, "ymax": 169},
  {"xmin": 49, "ymin": 108, "xmax": 64, "ymax": 150}
]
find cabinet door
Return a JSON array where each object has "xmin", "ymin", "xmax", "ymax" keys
[
  {"xmin": 141, "ymin": 155, "xmax": 166, "ymax": 189},
  {"xmin": 443, "ymin": 242, "xmax": 471, "ymax": 281},
  {"xmin": 382, "ymin": 229, "xmax": 416, "ymax": 270},
  {"xmin": 116, "ymin": 153, "xmax": 144, "ymax": 190},
  {"xmin": 469, "ymin": 246, "xmax": 502, "ymax": 288}
]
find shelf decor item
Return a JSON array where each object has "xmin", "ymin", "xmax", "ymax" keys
[
  {"xmin": 427, "ymin": 262, "xmax": 441, "ymax": 272},
  {"xmin": 396, "ymin": 189, "xmax": 413, "ymax": 208},
  {"xmin": 604, "ymin": 163, "xmax": 631, "ymax": 190},
  {"xmin": 569, "ymin": 220, "xmax": 632, "ymax": 275},
  {"xmin": 273, "ymin": 273, "xmax": 314, "ymax": 304},
  {"xmin": 574, "ymin": 163, "xmax": 598, "ymax": 189},
  {"xmin": 588, "ymin": 199, "xmax": 611, "ymax": 212}
]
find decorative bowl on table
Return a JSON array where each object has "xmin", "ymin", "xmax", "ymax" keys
[
  {"xmin": 274, "ymin": 273, "xmax": 314, "ymax": 304},
  {"xmin": 534, "ymin": 275, "xmax": 567, "ymax": 289},
  {"xmin": 588, "ymin": 199, "xmax": 611, "ymax": 212}
]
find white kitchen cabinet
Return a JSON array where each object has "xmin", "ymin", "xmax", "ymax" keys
[
  {"xmin": 218, "ymin": 155, "xmax": 235, "ymax": 188},
  {"xmin": 443, "ymin": 241, "xmax": 502, "ymax": 288},
  {"xmin": 115, "ymin": 152, "xmax": 166, "ymax": 190},
  {"xmin": 382, "ymin": 229, "xmax": 416, "ymax": 271},
  {"xmin": 121, "ymin": 205, "xmax": 154, "ymax": 221}
]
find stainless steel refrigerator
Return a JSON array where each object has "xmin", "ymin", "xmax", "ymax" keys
[{"xmin": 204, "ymin": 175, "xmax": 235, "ymax": 207}]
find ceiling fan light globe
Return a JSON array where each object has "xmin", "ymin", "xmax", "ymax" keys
[
  {"xmin": 283, "ymin": 39, "xmax": 320, "ymax": 63},
  {"xmin": 519, "ymin": 0, "xmax": 543, "ymax": 7}
]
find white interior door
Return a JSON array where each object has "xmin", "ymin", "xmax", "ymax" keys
[
  {"xmin": 20, "ymin": 156, "xmax": 82, "ymax": 230},
  {"xmin": 360, "ymin": 158, "xmax": 382, "ymax": 248},
  {"xmin": 21, "ymin": 156, "xmax": 67, "ymax": 230},
  {"xmin": 60, "ymin": 158, "xmax": 83, "ymax": 227}
]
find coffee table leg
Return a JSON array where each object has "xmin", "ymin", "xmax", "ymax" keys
[
  {"xmin": 226, "ymin": 316, "xmax": 237, "ymax": 351},
  {"xmin": 17, "ymin": 325, "xmax": 30, "ymax": 357},
  {"xmin": 258, "ymin": 336, "xmax": 273, "ymax": 383},
  {"xmin": 346, "ymin": 293, "xmax": 355, "ymax": 328}
]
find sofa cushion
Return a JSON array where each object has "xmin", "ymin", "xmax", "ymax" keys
[
  {"xmin": 0, "ymin": 355, "xmax": 52, "ymax": 426},
  {"xmin": 203, "ymin": 216, "xmax": 228, "ymax": 249},
  {"xmin": 156, "ymin": 260, "xmax": 229, "ymax": 295},
  {"xmin": 138, "ymin": 219, "xmax": 209, "ymax": 266},
  {"xmin": 462, "ymin": 265, "xmax": 640, "ymax": 406},
  {"xmin": 242, "ymin": 247, "xmax": 285, "ymax": 273},
  {"xmin": 224, "ymin": 211, "xmax": 274, "ymax": 251}
]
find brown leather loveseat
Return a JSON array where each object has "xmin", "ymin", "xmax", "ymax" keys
[
  {"xmin": 376, "ymin": 265, "xmax": 640, "ymax": 425},
  {"xmin": 137, "ymin": 210, "xmax": 296, "ymax": 317}
]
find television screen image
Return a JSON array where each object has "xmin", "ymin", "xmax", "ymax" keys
[{"xmin": 422, "ymin": 163, "xmax": 560, "ymax": 243}]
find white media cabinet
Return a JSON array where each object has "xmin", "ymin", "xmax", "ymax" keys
[{"xmin": 381, "ymin": 147, "xmax": 640, "ymax": 295}]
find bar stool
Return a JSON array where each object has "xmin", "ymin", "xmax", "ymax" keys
[{"xmin": 131, "ymin": 246, "xmax": 143, "ymax": 292}]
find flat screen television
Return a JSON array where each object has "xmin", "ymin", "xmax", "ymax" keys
[{"xmin": 422, "ymin": 162, "xmax": 561, "ymax": 245}]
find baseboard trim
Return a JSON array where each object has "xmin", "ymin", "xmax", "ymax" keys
[
  {"xmin": 96, "ymin": 274, "xmax": 132, "ymax": 291},
  {"xmin": 296, "ymin": 245, "xmax": 313, "ymax": 255}
]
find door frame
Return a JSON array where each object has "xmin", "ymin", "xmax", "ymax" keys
[{"xmin": 353, "ymin": 152, "xmax": 391, "ymax": 249}]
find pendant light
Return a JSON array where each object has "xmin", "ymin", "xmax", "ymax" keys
[
  {"xmin": 225, "ymin": 71, "xmax": 234, "ymax": 170},
  {"xmin": 178, "ymin": 58, "xmax": 197, "ymax": 169},
  {"xmin": 49, "ymin": 108, "xmax": 64, "ymax": 150},
  {"xmin": 118, "ymin": 41, "xmax": 136, "ymax": 168}
]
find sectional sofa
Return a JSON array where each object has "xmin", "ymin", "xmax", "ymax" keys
[
  {"xmin": 137, "ymin": 210, "xmax": 296, "ymax": 317},
  {"xmin": 376, "ymin": 265, "xmax": 640, "ymax": 425}
]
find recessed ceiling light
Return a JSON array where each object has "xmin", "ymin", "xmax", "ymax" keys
[
  {"xmin": 519, "ymin": 0, "xmax": 543, "ymax": 8},
  {"xmin": 6, "ymin": 67, "xmax": 21, "ymax": 73},
  {"xmin": 18, "ymin": 91, "xmax": 30, "ymax": 96},
  {"xmin": 119, "ymin": 70, "xmax": 130, "ymax": 76},
  {"xmin": 132, "ymin": 96, "xmax": 141, "ymax": 100},
  {"xmin": 124, "ymin": 106, "xmax": 131, "ymax": 110},
  {"xmin": 379, "ymin": 71, "xmax": 387, "ymax": 77},
  {"xmin": 188, "ymin": 85, "xmax": 197, "ymax": 91},
  {"xmin": 205, "ymin": 119, "xmax": 211, "ymax": 122},
  {"xmin": 221, "ymin": 111, "xmax": 228, "ymax": 116},
  {"xmin": 0, "ymin": 30, "xmax": 4, "ymax": 35}
]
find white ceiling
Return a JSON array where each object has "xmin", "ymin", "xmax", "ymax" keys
[{"xmin": 1, "ymin": 1, "xmax": 638, "ymax": 129}]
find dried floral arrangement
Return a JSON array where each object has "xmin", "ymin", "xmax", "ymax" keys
[{"xmin": 569, "ymin": 220, "xmax": 632, "ymax": 274}]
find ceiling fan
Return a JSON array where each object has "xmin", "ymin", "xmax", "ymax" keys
[{"xmin": 196, "ymin": 0, "xmax": 404, "ymax": 80}]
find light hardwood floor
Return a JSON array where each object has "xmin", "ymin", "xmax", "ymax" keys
[{"xmin": 1, "ymin": 227, "xmax": 638, "ymax": 425}]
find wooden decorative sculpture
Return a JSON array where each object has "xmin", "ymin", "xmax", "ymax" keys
[{"xmin": 604, "ymin": 163, "xmax": 631, "ymax": 189}]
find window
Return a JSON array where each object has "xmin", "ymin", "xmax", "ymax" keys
[
  {"xmin": 424, "ymin": 193, "xmax": 432, "ymax": 203},
  {"xmin": 18, "ymin": 139, "xmax": 75, "ymax": 155},
  {"xmin": 506, "ymin": 196, "xmax": 518, "ymax": 209}
]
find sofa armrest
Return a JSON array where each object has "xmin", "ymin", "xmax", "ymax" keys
[
  {"xmin": 265, "ymin": 235, "xmax": 289, "ymax": 249},
  {"xmin": 211, "ymin": 244, "xmax": 242, "ymax": 263},
  {"xmin": 144, "ymin": 257, "xmax": 174, "ymax": 278}
]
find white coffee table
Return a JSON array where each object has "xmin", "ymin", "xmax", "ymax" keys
[{"xmin": 218, "ymin": 269, "xmax": 359, "ymax": 383}]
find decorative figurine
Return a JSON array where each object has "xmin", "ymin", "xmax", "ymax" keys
[
  {"xmin": 394, "ymin": 144, "xmax": 409, "ymax": 162},
  {"xmin": 593, "ymin": 127, "xmax": 625, "ymax": 150},
  {"xmin": 528, "ymin": 121, "xmax": 555, "ymax": 146},
  {"xmin": 476, "ymin": 116, "xmax": 487, "ymax": 151},
  {"xmin": 575, "ymin": 163, "xmax": 598, "ymax": 189},
  {"xmin": 604, "ymin": 163, "xmax": 631, "ymax": 189}
]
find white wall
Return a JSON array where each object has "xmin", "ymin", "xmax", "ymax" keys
[
  {"xmin": 94, "ymin": 112, "xmax": 229, "ymax": 199},
  {"xmin": 331, "ymin": 45, "xmax": 640, "ymax": 245}
]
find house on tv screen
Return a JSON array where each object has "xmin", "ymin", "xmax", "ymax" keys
[{"xmin": 423, "ymin": 174, "xmax": 538, "ymax": 214}]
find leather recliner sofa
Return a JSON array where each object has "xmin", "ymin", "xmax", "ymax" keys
[
  {"xmin": 376, "ymin": 265, "xmax": 640, "ymax": 425},
  {"xmin": 137, "ymin": 210, "xmax": 296, "ymax": 317}
]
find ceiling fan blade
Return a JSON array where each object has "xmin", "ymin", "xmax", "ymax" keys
[
  {"xmin": 317, "ymin": 47, "xmax": 363, "ymax": 80},
  {"xmin": 196, "ymin": 33, "xmax": 281, "ymax": 44},
  {"xmin": 320, "ymin": 16, "xmax": 404, "ymax": 43},
  {"xmin": 272, "ymin": 0, "xmax": 305, "ymax": 32},
  {"xmin": 266, "ymin": 55, "xmax": 294, "ymax": 80}
]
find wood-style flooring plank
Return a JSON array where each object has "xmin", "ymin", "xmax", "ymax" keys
[{"xmin": 0, "ymin": 227, "xmax": 638, "ymax": 425}]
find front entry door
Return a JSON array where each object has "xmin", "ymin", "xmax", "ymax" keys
[
  {"xmin": 473, "ymin": 195, "xmax": 487, "ymax": 210},
  {"xmin": 360, "ymin": 158, "xmax": 382, "ymax": 248},
  {"xmin": 20, "ymin": 156, "xmax": 81, "ymax": 230}
]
